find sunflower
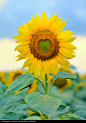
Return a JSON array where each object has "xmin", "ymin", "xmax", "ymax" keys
[
  {"xmin": 9, "ymin": 69, "xmax": 39, "ymax": 94},
  {"xmin": 48, "ymin": 67, "xmax": 75, "ymax": 91},
  {"xmin": 48, "ymin": 75, "xmax": 71, "ymax": 91},
  {"xmin": 13, "ymin": 12, "xmax": 77, "ymax": 81},
  {"xmin": 8, "ymin": 70, "xmax": 27, "ymax": 94}
]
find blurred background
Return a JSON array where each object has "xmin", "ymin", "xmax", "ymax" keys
[{"xmin": 0, "ymin": 0, "xmax": 86, "ymax": 74}]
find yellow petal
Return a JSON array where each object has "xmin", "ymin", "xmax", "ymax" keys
[
  {"xmin": 34, "ymin": 60, "xmax": 42, "ymax": 77},
  {"xmin": 57, "ymin": 30, "xmax": 74, "ymax": 42},
  {"xmin": 48, "ymin": 75, "xmax": 54, "ymax": 85},
  {"xmin": 59, "ymin": 42, "xmax": 77, "ymax": 50},
  {"xmin": 50, "ymin": 58, "xmax": 59, "ymax": 75},
  {"xmin": 15, "ymin": 53, "xmax": 27, "ymax": 61},
  {"xmin": 56, "ymin": 54, "xmax": 70, "ymax": 66},
  {"xmin": 17, "ymin": 30, "xmax": 29, "ymax": 37},
  {"xmin": 15, "ymin": 45, "xmax": 30, "ymax": 53},
  {"xmin": 41, "ymin": 11, "xmax": 47, "ymax": 21},
  {"xmin": 31, "ymin": 14, "xmax": 40, "ymax": 31},
  {"xmin": 67, "ymin": 37, "xmax": 77, "ymax": 42},
  {"xmin": 12, "ymin": 35, "xmax": 20, "ymax": 40},
  {"xmin": 40, "ymin": 11, "xmax": 47, "ymax": 30},
  {"xmin": 18, "ymin": 24, "xmax": 29, "ymax": 33},
  {"xmin": 40, "ymin": 63, "xmax": 45, "ymax": 82},
  {"xmin": 59, "ymin": 47, "xmax": 76, "ymax": 59},
  {"xmin": 43, "ymin": 60, "xmax": 51, "ymax": 76},
  {"xmin": 22, "ymin": 54, "xmax": 34, "ymax": 68},
  {"xmin": 15, "ymin": 39, "xmax": 30, "ymax": 44},
  {"xmin": 56, "ymin": 20, "xmax": 67, "ymax": 33},
  {"xmin": 50, "ymin": 17, "xmax": 62, "ymax": 32},
  {"xmin": 27, "ymin": 21, "xmax": 36, "ymax": 34},
  {"xmin": 47, "ymin": 13, "xmax": 56, "ymax": 29},
  {"xmin": 28, "ymin": 57, "xmax": 37, "ymax": 75},
  {"xmin": 14, "ymin": 44, "xmax": 29, "ymax": 51}
]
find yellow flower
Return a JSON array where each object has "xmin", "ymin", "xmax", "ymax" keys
[
  {"xmin": 48, "ymin": 75, "xmax": 72, "ymax": 91},
  {"xmin": 13, "ymin": 12, "xmax": 77, "ymax": 80}
]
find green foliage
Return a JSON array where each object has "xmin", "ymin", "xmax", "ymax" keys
[
  {"xmin": 1, "ymin": 112, "xmax": 18, "ymax": 120},
  {"xmin": 52, "ymin": 71, "xmax": 76, "ymax": 79},
  {"xmin": 0, "ymin": 70, "xmax": 86, "ymax": 120},
  {"xmin": 1, "ymin": 88, "xmax": 29, "ymax": 114},
  {"xmin": 51, "ymin": 105, "xmax": 71, "ymax": 119},
  {"xmin": 4, "ymin": 72, "xmax": 35, "ymax": 95},
  {"xmin": 24, "ymin": 116, "xmax": 41, "ymax": 120},
  {"xmin": 25, "ymin": 91, "xmax": 62, "ymax": 116}
]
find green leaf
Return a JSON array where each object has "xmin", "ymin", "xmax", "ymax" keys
[
  {"xmin": 53, "ymin": 115, "xmax": 63, "ymax": 120},
  {"xmin": 51, "ymin": 105, "xmax": 71, "ymax": 119},
  {"xmin": 4, "ymin": 72, "xmax": 35, "ymax": 95},
  {"xmin": 54, "ymin": 115, "xmax": 79, "ymax": 120},
  {"xmin": 24, "ymin": 116, "xmax": 41, "ymax": 120},
  {"xmin": 75, "ymin": 105, "xmax": 86, "ymax": 111},
  {"xmin": 74, "ymin": 110, "xmax": 86, "ymax": 120},
  {"xmin": 1, "ymin": 112, "xmax": 18, "ymax": 120},
  {"xmin": 52, "ymin": 71, "xmax": 76, "ymax": 79},
  {"xmin": 1, "ymin": 88, "xmax": 29, "ymax": 114},
  {"xmin": 25, "ymin": 91, "xmax": 62, "ymax": 116},
  {"xmin": 63, "ymin": 111, "xmax": 86, "ymax": 120}
]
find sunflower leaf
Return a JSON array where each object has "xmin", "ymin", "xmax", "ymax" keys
[
  {"xmin": 1, "ymin": 112, "xmax": 19, "ymax": 120},
  {"xmin": 4, "ymin": 72, "xmax": 35, "ymax": 95},
  {"xmin": 51, "ymin": 71, "xmax": 76, "ymax": 79},
  {"xmin": 23, "ymin": 116, "xmax": 41, "ymax": 120},
  {"xmin": 25, "ymin": 91, "xmax": 62, "ymax": 116},
  {"xmin": 1, "ymin": 88, "xmax": 29, "ymax": 114}
]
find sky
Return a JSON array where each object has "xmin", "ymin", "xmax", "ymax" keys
[{"xmin": 0, "ymin": 0, "xmax": 86, "ymax": 74}]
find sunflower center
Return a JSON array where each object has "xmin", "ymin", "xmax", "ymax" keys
[
  {"xmin": 30, "ymin": 30, "xmax": 59, "ymax": 60},
  {"xmin": 38, "ymin": 39, "xmax": 51, "ymax": 53},
  {"xmin": 54, "ymin": 78, "xmax": 67, "ymax": 87}
]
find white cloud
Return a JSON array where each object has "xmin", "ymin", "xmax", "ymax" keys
[
  {"xmin": 0, "ymin": 38, "xmax": 25, "ymax": 72},
  {"xmin": 69, "ymin": 36, "xmax": 86, "ymax": 73}
]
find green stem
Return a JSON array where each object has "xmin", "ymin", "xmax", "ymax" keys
[
  {"xmin": 49, "ymin": 78, "xmax": 56, "ymax": 92},
  {"xmin": 35, "ymin": 77, "xmax": 45, "ymax": 90},
  {"xmin": 35, "ymin": 109, "xmax": 44, "ymax": 120},
  {"xmin": 20, "ymin": 102, "xmax": 28, "ymax": 105},
  {"xmin": 45, "ymin": 74, "xmax": 48, "ymax": 95}
]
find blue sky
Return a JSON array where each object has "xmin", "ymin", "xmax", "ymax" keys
[{"xmin": 0, "ymin": 0, "xmax": 86, "ymax": 40}]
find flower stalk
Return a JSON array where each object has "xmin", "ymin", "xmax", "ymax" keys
[{"xmin": 45, "ymin": 74, "xmax": 48, "ymax": 95}]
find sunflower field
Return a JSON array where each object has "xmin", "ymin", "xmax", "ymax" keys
[{"xmin": 0, "ymin": 12, "xmax": 86, "ymax": 121}]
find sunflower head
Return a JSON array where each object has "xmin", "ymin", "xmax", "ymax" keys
[
  {"xmin": 48, "ymin": 75, "xmax": 72, "ymax": 91},
  {"xmin": 13, "ymin": 12, "xmax": 77, "ymax": 80},
  {"xmin": 9, "ymin": 69, "xmax": 27, "ymax": 84}
]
